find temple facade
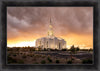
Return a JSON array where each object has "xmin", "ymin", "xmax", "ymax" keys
[{"xmin": 36, "ymin": 18, "xmax": 66, "ymax": 50}]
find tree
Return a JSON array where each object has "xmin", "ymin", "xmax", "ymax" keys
[
  {"xmin": 89, "ymin": 48, "xmax": 93, "ymax": 51},
  {"xmin": 69, "ymin": 45, "xmax": 75, "ymax": 61},
  {"xmin": 88, "ymin": 48, "xmax": 93, "ymax": 52},
  {"xmin": 76, "ymin": 46, "xmax": 80, "ymax": 51},
  {"xmin": 70, "ymin": 45, "xmax": 75, "ymax": 54}
]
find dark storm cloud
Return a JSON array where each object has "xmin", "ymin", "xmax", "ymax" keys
[
  {"xmin": 52, "ymin": 7, "xmax": 93, "ymax": 35},
  {"xmin": 7, "ymin": 7, "xmax": 93, "ymax": 39}
]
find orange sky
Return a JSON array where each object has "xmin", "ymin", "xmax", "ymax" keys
[{"xmin": 7, "ymin": 7, "xmax": 93, "ymax": 49}]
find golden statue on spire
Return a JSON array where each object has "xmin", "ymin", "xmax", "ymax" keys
[{"xmin": 49, "ymin": 17, "xmax": 53, "ymax": 28}]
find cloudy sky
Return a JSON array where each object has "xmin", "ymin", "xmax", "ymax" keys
[{"xmin": 7, "ymin": 7, "xmax": 93, "ymax": 49}]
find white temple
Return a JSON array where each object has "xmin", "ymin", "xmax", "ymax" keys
[{"xmin": 36, "ymin": 18, "xmax": 66, "ymax": 50}]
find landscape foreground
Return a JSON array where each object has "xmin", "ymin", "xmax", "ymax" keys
[{"xmin": 7, "ymin": 47, "xmax": 93, "ymax": 64}]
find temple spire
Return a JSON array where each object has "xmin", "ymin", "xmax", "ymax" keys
[{"xmin": 48, "ymin": 17, "xmax": 54, "ymax": 37}]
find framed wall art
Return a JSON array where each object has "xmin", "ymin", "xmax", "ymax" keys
[{"xmin": 0, "ymin": 0, "xmax": 99, "ymax": 71}]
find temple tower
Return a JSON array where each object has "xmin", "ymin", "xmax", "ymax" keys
[{"xmin": 48, "ymin": 18, "xmax": 54, "ymax": 37}]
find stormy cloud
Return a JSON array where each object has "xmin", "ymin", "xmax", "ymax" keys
[
  {"xmin": 7, "ymin": 7, "xmax": 93, "ymax": 38},
  {"xmin": 7, "ymin": 7, "xmax": 93, "ymax": 48}
]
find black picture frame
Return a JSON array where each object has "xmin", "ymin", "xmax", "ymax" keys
[{"xmin": 0, "ymin": 0, "xmax": 99, "ymax": 71}]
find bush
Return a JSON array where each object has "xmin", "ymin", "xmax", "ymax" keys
[
  {"xmin": 22, "ymin": 55, "xmax": 26, "ymax": 58},
  {"xmin": 32, "ymin": 58, "xmax": 36, "ymax": 61},
  {"xmin": 32, "ymin": 54, "xmax": 34, "ymax": 56},
  {"xmin": 32, "ymin": 48, "xmax": 35, "ymax": 51},
  {"xmin": 18, "ymin": 60, "xmax": 24, "ymax": 64},
  {"xmin": 62, "ymin": 49, "xmax": 67, "ymax": 51},
  {"xmin": 16, "ymin": 48, "xmax": 20, "ymax": 51},
  {"xmin": 55, "ymin": 49, "xmax": 59, "ymax": 51},
  {"xmin": 47, "ymin": 57, "xmax": 50, "ymax": 60},
  {"xmin": 82, "ymin": 59, "xmax": 92, "ymax": 64},
  {"xmin": 42, "ymin": 55, "xmax": 45, "ymax": 58},
  {"xmin": 35, "ymin": 54, "xmax": 41, "ymax": 57},
  {"xmin": 34, "ymin": 62, "xmax": 38, "ymax": 64},
  {"xmin": 7, "ymin": 56, "xmax": 17, "ymax": 64},
  {"xmin": 44, "ymin": 48, "xmax": 47, "ymax": 51},
  {"xmin": 20, "ymin": 53, "xmax": 22, "ymax": 54},
  {"xmin": 67, "ymin": 60, "xmax": 72, "ymax": 64},
  {"xmin": 7, "ymin": 48, "xmax": 13, "ymax": 51},
  {"xmin": 47, "ymin": 57, "xmax": 52, "ymax": 63},
  {"xmin": 41, "ymin": 60, "xmax": 46, "ymax": 64},
  {"xmin": 72, "ymin": 58, "xmax": 74, "ymax": 60},
  {"xmin": 50, "ymin": 49, "xmax": 54, "ymax": 51},
  {"xmin": 29, "ymin": 55, "xmax": 33, "ymax": 57},
  {"xmin": 56, "ymin": 60, "xmax": 59, "ymax": 63},
  {"xmin": 13, "ymin": 54, "xmax": 16, "ymax": 57}
]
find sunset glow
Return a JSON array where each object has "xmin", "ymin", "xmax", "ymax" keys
[
  {"xmin": 7, "ymin": 40, "xmax": 36, "ymax": 47},
  {"xmin": 7, "ymin": 7, "xmax": 93, "ymax": 49}
]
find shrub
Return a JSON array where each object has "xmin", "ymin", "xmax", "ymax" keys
[
  {"xmin": 42, "ymin": 55, "xmax": 45, "ymax": 58},
  {"xmin": 72, "ymin": 58, "xmax": 74, "ymax": 60},
  {"xmin": 7, "ymin": 56, "xmax": 17, "ymax": 64},
  {"xmin": 18, "ymin": 60, "xmax": 24, "ymax": 64},
  {"xmin": 34, "ymin": 62, "xmax": 38, "ymax": 64},
  {"xmin": 62, "ymin": 49, "xmax": 67, "ymax": 51},
  {"xmin": 47, "ymin": 57, "xmax": 52, "ymax": 63},
  {"xmin": 56, "ymin": 60, "xmax": 59, "ymax": 63},
  {"xmin": 33, "ymin": 58, "xmax": 36, "ymax": 61},
  {"xmin": 20, "ymin": 53, "xmax": 22, "ymax": 54},
  {"xmin": 82, "ymin": 59, "xmax": 92, "ymax": 64},
  {"xmin": 16, "ymin": 48, "xmax": 20, "ymax": 51},
  {"xmin": 44, "ymin": 48, "xmax": 47, "ymax": 51},
  {"xmin": 29, "ymin": 55, "xmax": 33, "ymax": 57},
  {"xmin": 13, "ymin": 54, "xmax": 16, "ymax": 57},
  {"xmin": 55, "ymin": 49, "xmax": 59, "ymax": 51},
  {"xmin": 33, "ymin": 54, "xmax": 34, "ymax": 56},
  {"xmin": 50, "ymin": 49, "xmax": 54, "ymax": 51},
  {"xmin": 41, "ymin": 60, "xmax": 46, "ymax": 64},
  {"xmin": 67, "ymin": 60, "xmax": 72, "ymax": 64},
  {"xmin": 7, "ymin": 48, "xmax": 13, "ymax": 51},
  {"xmin": 35, "ymin": 54, "xmax": 40, "ymax": 57},
  {"xmin": 47, "ymin": 57, "xmax": 50, "ymax": 60},
  {"xmin": 22, "ymin": 55, "xmax": 26, "ymax": 58},
  {"xmin": 32, "ymin": 48, "xmax": 35, "ymax": 51}
]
